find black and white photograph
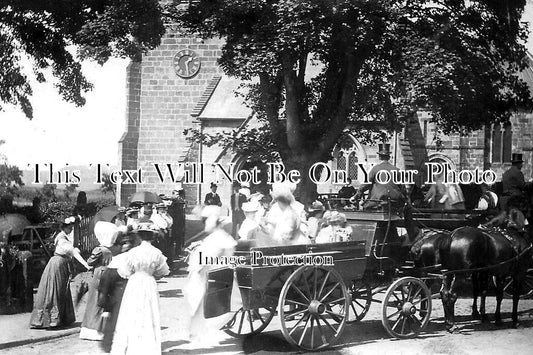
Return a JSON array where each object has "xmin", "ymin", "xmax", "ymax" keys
[{"xmin": 1, "ymin": 1, "xmax": 533, "ymax": 354}]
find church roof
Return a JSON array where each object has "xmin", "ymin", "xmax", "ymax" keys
[{"xmin": 193, "ymin": 75, "xmax": 252, "ymax": 120}]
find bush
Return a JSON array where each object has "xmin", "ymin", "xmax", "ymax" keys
[{"xmin": 39, "ymin": 201, "xmax": 76, "ymax": 223}]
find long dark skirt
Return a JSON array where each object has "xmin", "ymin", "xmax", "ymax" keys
[
  {"xmin": 80, "ymin": 266, "xmax": 106, "ymax": 337},
  {"xmin": 29, "ymin": 255, "xmax": 75, "ymax": 328}
]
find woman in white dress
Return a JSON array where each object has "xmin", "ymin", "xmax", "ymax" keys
[
  {"xmin": 185, "ymin": 206, "xmax": 237, "ymax": 343},
  {"xmin": 111, "ymin": 222, "xmax": 170, "ymax": 355}
]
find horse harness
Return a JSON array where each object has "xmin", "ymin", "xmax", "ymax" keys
[{"xmin": 479, "ymin": 225, "xmax": 524, "ymax": 255}]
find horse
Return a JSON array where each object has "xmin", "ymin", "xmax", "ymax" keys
[{"xmin": 440, "ymin": 221, "xmax": 531, "ymax": 332}]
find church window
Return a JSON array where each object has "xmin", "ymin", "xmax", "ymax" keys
[{"xmin": 491, "ymin": 122, "xmax": 512, "ymax": 164}]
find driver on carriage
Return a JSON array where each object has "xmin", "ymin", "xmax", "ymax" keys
[{"xmin": 351, "ymin": 143, "xmax": 407, "ymax": 212}]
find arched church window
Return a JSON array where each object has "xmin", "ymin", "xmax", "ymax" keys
[
  {"xmin": 491, "ymin": 122, "xmax": 512, "ymax": 164},
  {"xmin": 332, "ymin": 134, "xmax": 361, "ymax": 182}
]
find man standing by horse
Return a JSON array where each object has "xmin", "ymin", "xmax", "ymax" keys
[{"xmin": 352, "ymin": 143, "xmax": 407, "ymax": 211}]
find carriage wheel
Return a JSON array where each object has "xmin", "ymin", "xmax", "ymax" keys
[
  {"xmin": 382, "ymin": 277, "xmax": 432, "ymax": 339},
  {"xmin": 496, "ymin": 268, "xmax": 533, "ymax": 299},
  {"xmin": 278, "ymin": 266, "xmax": 349, "ymax": 350},
  {"xmin": 346, "ymin": 280, "xmax": 372, "ymax": 323},
  {"xmin": 223, "ymin": 307, "xmax": 275, "ymax": 338},
  {"xmin": 330, "ymin": 280, "xmax": 372, "ymax": 323}
]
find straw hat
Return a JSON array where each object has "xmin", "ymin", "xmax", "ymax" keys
[{"xmin": 242, "ymin": 201, "xmax": 260, "ymax": 213}]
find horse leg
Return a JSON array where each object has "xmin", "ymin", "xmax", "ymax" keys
[
  {"xmin": 494, "ymin": 275, "xmax": 504, "ymax": 326},
  {"xmin": 479, "ymin": 272, "xmax": 489, "ymax": 323},
  {"xmin": 441, "ymin": 274, "xmax": 458, "ymax": 332},
  {"xmin": 471, "ymin": 273, "xmax": 480, "ymax": 319},
  {"xmin": 512, "ymin": 275, "xmax": 521, "ymax": 328}
]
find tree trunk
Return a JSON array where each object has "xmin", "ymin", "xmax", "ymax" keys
[{"xmin": 282, "ymin": 154, "xmax": 321, "ymax": 206}]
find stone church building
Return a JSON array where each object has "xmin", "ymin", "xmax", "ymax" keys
[{"xmin": 116, "ymin": 26, "xmax": 533, "ymax": 207}]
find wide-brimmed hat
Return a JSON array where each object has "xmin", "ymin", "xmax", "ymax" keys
[
  {"xmin": 242, "ymin": 201, "xmax": 260, "ymax": 213},
  {"xmin": 307, "ymin": 201, "xmax": 325, "ymax": 212},
  {"xmin": 271, "ymin": 182, "xmax": 295, "ymax": 204},
  {"xmin": 377, "ymin": 143, "xmax": 391, "ymax": 157},
  {"xmin": 511, "ymin": 153, "xmax": 524, "ymax": 163},
  {"xmin": 117, "ymin": 207, "xmax": 126, "ymax": 213},
  {"xmin": 155, "ymin": 202, "xmax": 167, "ymax": 209},
  {"xmin": 94, "ymin": 221, "xmax": 119, "ymax": 248},
  {"xmin": 134, "ymin": 222, "xmax": 160, "ymax": 234},
  {"xmin": 327, "ymin": 211, "xmax": 347, "ymax": 224}
]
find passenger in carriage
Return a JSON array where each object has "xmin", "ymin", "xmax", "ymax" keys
[
  {"xmin": 238, "ymin": 201, "xmax": 260, "ymax": 240},
  {"xmin": 306, "ymin": 201, "xmax": 326, "ymax": 242},
  {"xmin": 315, "ymin": 211, "xmax": 353, "ymax": 244},
  {"xmin": 351, "ymin": 143, "xmax": 407, "ymax": 211},
  {"xmin": 424, "ymin": 171, "xmax": 465, "ymax": 210},
  {"xmin": 265, "ymin": 182, "xmax": 309, "ymax": 245}
]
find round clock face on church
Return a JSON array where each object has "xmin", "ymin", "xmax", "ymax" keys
[{"xmin": 173, "ymin": 49, "xmax": 201, "ymax": 79}]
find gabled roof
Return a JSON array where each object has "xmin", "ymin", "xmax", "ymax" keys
[{"xmin": 192, "ymin": 75, "xmax": 252, "ymax": 120}]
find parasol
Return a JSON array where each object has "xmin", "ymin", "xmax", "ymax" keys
[
  {"xmin": 130, "ymin": 191, "xmax": 163, "ymax": 205},
  {"xmin": 89, "ymin": 205, "xmax": 121, "ymax": 236}
]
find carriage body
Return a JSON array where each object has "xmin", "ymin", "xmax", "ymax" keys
[
  {"xmin": 234, "ymin": 241, "xmax": 367, "ymax": 310},
  {"xmin": 203, "ymin": 207, "xmax": 494, "ymax": 350}
]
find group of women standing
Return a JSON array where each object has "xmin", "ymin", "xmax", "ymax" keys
[{"xmin": 30, "ymin": 216, "xmax": 169, "ymax": 354}]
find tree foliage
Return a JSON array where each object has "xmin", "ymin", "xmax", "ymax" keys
[
  {"xmin": 100, "ymin": 173, "xmax": 116, "ymax": 197},
  {"xmin": 1, "ymin": 0, "xmax": 166, "ymax": 118},
  {"xmin": 169, "ymin": 0, "xmax": 532, "ymax": 201}
]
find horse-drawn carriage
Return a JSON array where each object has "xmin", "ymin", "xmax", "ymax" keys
[{"xmin": 202, "ymin": 202, "xmax": 525, "ymax": 350}]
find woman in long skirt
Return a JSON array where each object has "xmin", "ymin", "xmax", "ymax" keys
[
  {"xmin": 30, "ymin": 217, "xmax": 90, "ymax": 328},
  {"xmin": 111, "ymin": 222, "xmax": 170, "ymax": 355},
  {"xmin": 79, "ymin": 222, "xmax": 120, "ymax": 340},
  {"xmin": 98, "ymin": 232, "xmax": 136, "ymax": 352}
]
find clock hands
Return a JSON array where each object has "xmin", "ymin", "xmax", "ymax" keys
[{"xmin": 184, "ymin": 56, "xmax": 193, "ymax": 76}]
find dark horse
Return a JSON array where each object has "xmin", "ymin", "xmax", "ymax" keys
[{"xmin": 440, "ymin": 224, "xmax": 531, "ymax": 331}]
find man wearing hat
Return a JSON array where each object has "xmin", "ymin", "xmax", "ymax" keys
[
  {"xmin": 231, "ymin": 181, "xmax": 247, "ymax": 237},
  {"xmin": 501, "ymin": 153, "xmax": 526, "ymax": 212},
  {"xmin": 204, "ymin": 182, "xmax": 222, "ymax": 206},
  {"xmin": 353, "ymin": 143, "xmax": 406, "ymax": 211}
]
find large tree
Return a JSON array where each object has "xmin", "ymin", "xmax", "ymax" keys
[
  {"xmin": 169, "ymin": 0, "xmax": 532, "ymax": 203},
  {"xmin": 1, "ymin": 0, "xmax": 165, "ymax": 118}
]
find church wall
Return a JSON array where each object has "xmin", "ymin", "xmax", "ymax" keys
[{"xmin": 118, "ymin": 27, "xmax": 225, "ymax": 205}]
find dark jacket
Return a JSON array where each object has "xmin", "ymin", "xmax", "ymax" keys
[{"xmin": 204, "ymin": 192, "xmax": 222, "ymax": 206}]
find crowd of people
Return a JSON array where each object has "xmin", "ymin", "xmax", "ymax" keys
[{"xmin": 26, "ymin": 145, "xmax": 530, "ymax": 353}]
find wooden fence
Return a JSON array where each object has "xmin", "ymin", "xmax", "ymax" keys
[{"xmin": 75, "ymin": 216, "xmax": 98, "ymax": 257}]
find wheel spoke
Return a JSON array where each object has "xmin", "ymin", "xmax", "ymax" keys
[
  {"xmin": 411, "ymin": 286, "xmax": 423, "ymax": 301},
  {"xmin": 315, "ymin": 316, "xmax": 328, "ymax": 345},
  {"xmin": 298, "ymin": 312, "xmax": 312, "ymax": 346},
  {"xmin": 238, "ymin": 309, "xmax": 245, "ymax": 334},
  {"xmin": 300, "ymin": 270, "xmax": 313, "ymax": 300},
  {"xmin": 391, "ymin": 290, "xmax": 402, "ymax": 303},
  {"xmin": 325, "ymin": 309, "xmax": 345, "ymax": 319},
  {"xmin": 411, "ymin": 314, "xmax": 422, "ymax": 327},
  {"xmin": 412, "ymin": 297, "xmax": 429, "ymax": 307},
  {"xmin": 247, "ymin": 311, "xmax": 254, "ymax": 332},
  {"xmin": 318, "ymin": 271, "xmax": 332, "ymax": 298},
  {"xmin": 310, "ymin": 316, "xmax": 315, "ymax": 349},
  {"xmin": 391, "ymin": 314, "xmax": 403, "ymax": 331},
  {"xmin": 313, "ymin": 268, "xmax": 319, "ymax": 299},
  {"xmin": 328, "ymin": 296, "xmax": 346, "ymax": 304},
  {"xmin": 285, "ymin": 298, "xmax": 309, "ymax": 307},
  {"xmin": 289, "ymin": 312, "xmax": 309, "ymax": 336},
  {"xmin": 386, "ymin": 308, "xmax": 402, "ymax": 320},
  {"xmin": 353, "ymin": 299, "xmax": 365, "ymax": 309},
  {"xmin": 350, "ymin": 303, "xmax": 359, "ymax": 318},
  {"xmin": 400, "ymin": 316, "xmax": 407, "ymax": 334},
  {"xmin": 290, "ymin": 283, "xmax": 310, "ymax": 303},
  {"xmin": 252, "ymin": 309, "xmax": 265, "ymax": 325},
  {"xmin": 318, "ymin": 314, "xmax": 338, "ymax": 334},
  {"xmin": 320, "ymin": 282, "xmax": 341, "ymax": 303}
]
